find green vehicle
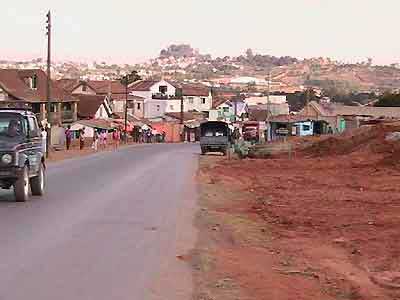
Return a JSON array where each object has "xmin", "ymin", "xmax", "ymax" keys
[{"xmin": 200, "ymin": 121, "xmax": 231, "ymax": 155}]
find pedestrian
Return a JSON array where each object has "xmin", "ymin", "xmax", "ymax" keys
[
  {"xmin": 100, "ymin": 130, "xmax": 108, "ymax": 150},
  {"xmin": 65, "ymin": 125, "xmax": 72, "ymax": 150},
  {"xmin": 79, "ymin": 127, "xmax": 85, "ymax": 150},
  {"xmin": 92, "ymin": 129, "xmax": 99, "ymax": 152},
  {"xmin": 41, "ymin": 126, "xmax": 47, "ymax": 154},
  {"xmin": 147, "ymin": 130, "xmax": 152, "ymax": 143},
  {"xmin": 113, "ymin": 129, "xmax": 121, "ymax": 150},
  {"xmin": 162, "ymin": 131, "xmax": 166, "ymax": 143}
]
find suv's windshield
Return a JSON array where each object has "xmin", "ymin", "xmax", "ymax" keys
[{"xmin": 0, "ymin": 115, "xmax": 26, "ymax": 139}]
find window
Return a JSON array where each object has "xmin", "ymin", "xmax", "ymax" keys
[
  {"xmin": 302, "ymin": 124, "xmax": 311, "ymax": 131},
  {"xmin": 170, "ymin": 105, "xmax": 174, "ymax": 110},
  {"xmin": 82, "ymin": 84, "xmax": 87, "ymax": 92},
  {"xmin": 0, "ymin": 117, "xmax": 24, "ymax": 137},
  {"xmin": 137, "ymin": 103, "xmax": 141, "ymax": 110},
  {"xmin": 201, "ymin": 97, "xmax": 206, "ymax": 104},
  {"xmin": 188, "ymin": 97, "xmax": 194, "ymax": 104},
  {"xmin": 31, "ymin": 75, "xmax": 38, "ymax": 89},
  {"xmin": 159, "ymin": 86, "xmax": 167, "ymax": 94},
  {"xmin": 223, "ymin": 107, "xmax": 229, "ymax": 113},
  {"xmin": 28, "ymin": 117, "xmax": 39, "ymax": 137}
]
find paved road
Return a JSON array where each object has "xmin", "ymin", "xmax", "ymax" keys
[{"xmin": 0, "ymin": 143, "xmax": 199, "ymax": 300}]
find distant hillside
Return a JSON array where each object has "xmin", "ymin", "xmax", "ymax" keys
[{"xmin": 148, "ymin": 44, "xmax": 400, "ymax": 92}]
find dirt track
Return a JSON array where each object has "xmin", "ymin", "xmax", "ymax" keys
[{"xmin": 194, "ymin": 132, "xmax": 400, "ymax": 300}]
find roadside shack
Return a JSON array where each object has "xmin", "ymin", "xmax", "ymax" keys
[{"xmin": 267, "ymin": 115, "xmax": 329, "ymax": 141}]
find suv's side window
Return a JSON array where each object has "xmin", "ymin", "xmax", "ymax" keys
[{"xmin": 27, "ymin": 117, "xmax": 39, "ymax": 138}]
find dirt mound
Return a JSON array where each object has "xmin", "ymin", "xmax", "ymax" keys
[
  {"xmin": 380, "ymin": 147, "xmax": 400, "ymax": 168},
  {"xmin": 304, "ymin": 123, "xmax": 400, "ymax": 157}
]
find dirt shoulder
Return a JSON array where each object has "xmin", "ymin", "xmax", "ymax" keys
[
  {"xmin": 47, "ymin": 141, "xmax": 148, "ymax": 162},
  {"xmin": 193, "ymin": 153, "xmax": 400, "ymax": 300}
]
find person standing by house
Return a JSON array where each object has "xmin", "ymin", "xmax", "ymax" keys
[
  {"xmin": 79, "ymin": 128, "xmax": 85, "ymax": 150},
  {"xmin": 92, "ymin": 129, "xmax": 99, "ymax": 152},
  {"xmin": 41, "ymin": 126, "xmax": 47, "ymax": 155},
  {"xmin": 162, "ymin": 131, "xmax": 166, "ymax": 143},
  {"xmin": 65, "ymin": 125, "xmax": 72, "ymax": 150}
]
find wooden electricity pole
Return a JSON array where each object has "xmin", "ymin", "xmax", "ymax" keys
[{"xmin": 46, "ymin": 11, "xmax": 52, "ymax": 158}]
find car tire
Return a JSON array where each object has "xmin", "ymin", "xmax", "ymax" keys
[
  {"xmin": 14, "ymin": 166, "xmax": 30, "ymax": 202},
  {"xmin": 30, "ymin": 164, "xmax": 45, "ymax": 196},
  {"xmin": 201, "ymin": 147, "xmax": 207, "ymax": 155}
]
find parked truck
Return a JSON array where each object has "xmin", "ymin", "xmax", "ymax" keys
[{"xmin": 200, "ymin": 121, "xmax": 231, "ymax": 155}]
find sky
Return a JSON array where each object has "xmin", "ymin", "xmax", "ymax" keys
[{"xmin": 2, "ymin": 0, "xmax": 400, "ymax": 65}]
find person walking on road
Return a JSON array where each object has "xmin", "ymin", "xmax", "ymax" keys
[
  {"xmin": 100, "ymin": 130, "xmax": 108, "ymax": 150},
  {"xmin": 113, "ymin": 129, "xmax": 121, "ymax": 150},
  {"xmin": 65, "ymin": 125, "xmax": 72, "ymax": 150}
]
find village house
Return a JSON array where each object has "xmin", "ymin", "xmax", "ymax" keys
[
  {"xmin": 167, "ymin": 83, "xmax": 212, "ymax": 114},
  {"xmin": 301, "ymin": 101, "xmax": 400, "ymax": 132},
  {"xmin": 209, "ymin": 98, "xmax": 248, "ymax": 122},
  {"xmin": 129, "ymin": 80, "xmax": 212, "ymax": 119},
  {"xmin": 75, "ymin": 94, "xmax": 112, "ymax": 120},
  {"xmin": 57, "ymin": 79, "xmax": 134, "ymax": 116},
  {"xmin": 129, "ymin": 80, "xmax": 177, "ymax": 119},
  {"xmin": 0, "ymin": 69, "xmax": 78, "ymax": 125}
]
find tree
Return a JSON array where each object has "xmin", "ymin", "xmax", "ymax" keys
[
  {"xmin": 286, "ymin": 89, "xmax": 319, "ymax": 112},
  {"xmin": 246, "ymin": 48, "xmax": 254, "ymax": 59},
  {"xmin": 120, "ymin": 70, "xmax": 141, "ymax": 86}
]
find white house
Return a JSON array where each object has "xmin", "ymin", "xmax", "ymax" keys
[
  {"xmin": 129, "ymin": 80, "xmax": 177, "ymax": 119},
  {"xmin": 129, "ymin": 80, "xmax": 212, "ymax": 119}
]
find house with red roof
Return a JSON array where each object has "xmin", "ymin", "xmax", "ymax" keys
[
  {"xmin": 0, "ymin": 69, "xmax": 78, "ymax": 125},
  {"xmin": 57, "ymin": 79, "xmax": 141, "ymax": 117}
]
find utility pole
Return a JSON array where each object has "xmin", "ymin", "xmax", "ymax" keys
[
  {"xmin": 233, "ymin": 93, "xmax": 238, "ymax": 123},
  {"xmin": 124, "ymin": 82, "xmax": 128, "ymax": 143},
  {"xmin": 266, "ymin": 69, "xmax": 271, "ymax": 119},
  {"xmin": 179, "ymin": 88, "xmax": 184, "ymax": 141},
  {"xmin": 45, "ymin": 11, "xmax": 51, "ymax": 158}
]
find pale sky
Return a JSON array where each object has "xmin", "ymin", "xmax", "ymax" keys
[{"xmin": 2, "ymin": 0, "xmax": 400, "ymax": 65}]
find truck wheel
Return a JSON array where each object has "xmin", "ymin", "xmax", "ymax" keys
[
  {"xmin": 30, "ymin": 164, "xmax": 45, "ymax": 196},
  {"xmin": 222, "ymin": 148, "xmax": 227, "ymax": 156},
  {"xmin": 14, "ymin": 166, "xmax": 30, "ymax": 202}
]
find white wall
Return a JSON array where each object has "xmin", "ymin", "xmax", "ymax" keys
[
  {"xmin": 112, "ymin": 100, "xmax": 125, "ymax": 113},
  {"xmin": 183, "ymin": 93, "xmax": 212, "ymax": 112},
  {"xmin": 165, "ymin": 93, "xmax": 213, "ymax": 113},
  {"xmin": 144, "ymin": 100, "xmax": 168, "ymax": 118},
  {"xmin": 94, "ymin": 104, "xmax": 109, "ymax": 119},
  {"xmin": 70, "ymin": 123, "xmax": 95, "ymax": 138},
  {"xmin": 165, "ymin": 99, "xmax": 182, "ymax": 113}
]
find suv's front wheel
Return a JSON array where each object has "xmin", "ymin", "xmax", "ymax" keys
[
  {"xmin": 14, "ymin": 166, "xmax": 30, "ymax": 202},
  {"xmin": 30, "ymin": 164, "xmax": 45, "ymax": 196}
]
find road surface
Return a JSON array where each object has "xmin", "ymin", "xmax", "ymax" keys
[{"xmin": 0, "ymin": 143, "xmax": 199, "ymax": 300}]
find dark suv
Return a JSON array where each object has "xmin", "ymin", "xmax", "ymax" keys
[{"xmin": 0, "ymin": 109, "xmax": 45, "ymax": 202}]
